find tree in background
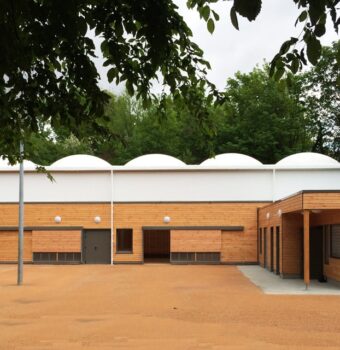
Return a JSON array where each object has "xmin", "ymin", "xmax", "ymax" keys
[
  {"xmin": 28, "ymin": 62, "xmax": 316, "ymax": 165},
  {"xmin": 298, "ymin": 41, "xmax": 340, "ymax": 160},
  {"xmin": 213, "ymin": 68, "xmax": 312, "ymax": 164}
]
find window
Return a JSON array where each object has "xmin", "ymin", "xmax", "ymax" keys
[
  {"xmin": 116, "ymin": 229, "xmax": 133, "ymax": 253},
  {"xmin": 331, "ymin": 225, "xmax": 340, "ymax": 259}
]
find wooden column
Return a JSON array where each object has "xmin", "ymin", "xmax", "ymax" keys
[{"xmin": 303, "ymin": 210, "xmax": 310, "ymax": 288}]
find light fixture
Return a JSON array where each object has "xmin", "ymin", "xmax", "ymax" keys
[
  {"xmin": 277, "ymin": 209, "xmax": 282, "ymax": 217},
  {"xmin": 163, "ymin": 216, "xmax": 171, "ymax": 224},
  {"xmin": 54, "ymin": 216, "xmax": 62, "ymax": 223},
  {"xmin": 266, "ymin": 212, "xmax": 270, "ymax": 220},
  {"xmin": 94, "ymin": 216, "xmax": 101, "ymax": 224},
  {"xmin": 311, "ymin": 209, "xmax": 322, "ymax": 214}
]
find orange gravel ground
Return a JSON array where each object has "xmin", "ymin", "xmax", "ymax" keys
[{"xmin": 1, "ymin": 264, "xmax": 340, "ymax": 350}]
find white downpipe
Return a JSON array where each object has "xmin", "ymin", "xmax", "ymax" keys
[
  {"xmin": 110, "ymin": 169, "xmax": 114, "ymax": 265},
  {"xmin": 272, "ymin": 168, "xmax": 276, "ymax": 202}
]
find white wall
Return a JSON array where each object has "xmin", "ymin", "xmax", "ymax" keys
[
  {"xmin": 113, "ymin": 171, "xmax": 273, "ymax": 202},
  {"xmin": 0, "ymin": 172, "xmax": 111, "ymax": 202},
  {"xmin": 274, "ymin": 169, "xmax": 340, "ymax": 200},
  {"xmin": 0, "ymin": 168, "xmax": 339, "ymax": 203}
]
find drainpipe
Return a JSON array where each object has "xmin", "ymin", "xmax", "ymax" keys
[
  {"xmin": 17, "ymin": 141, "xmax": 24, "ymax": 285},
  {"xmin": 272, "ymin": 168, "xmax": 276, "ymax": 202},
  {"xmin": 110, "ymin": 169, "xmax": 114, "ymax": 265}
]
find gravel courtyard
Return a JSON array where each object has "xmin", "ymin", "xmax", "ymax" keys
[{"xmin": 1, "ymin": 264, "xmax": 340, "ymax": 349}]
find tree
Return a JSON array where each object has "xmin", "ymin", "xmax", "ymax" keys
[
  {"xmin": 298, "ymin": 41, "xmax": 340, "ymax": 160},
  {"xmin": 0, "ymin": 0, "xmax": 338, "ymax": 162},
  {"xmin": 213, "ymin": 67, "xmax": 312, "ymax": 163}
]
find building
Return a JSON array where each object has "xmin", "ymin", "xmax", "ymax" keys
[{"xmin": 0, "ymin": 152, "xmax": 339, "ymax": 286}]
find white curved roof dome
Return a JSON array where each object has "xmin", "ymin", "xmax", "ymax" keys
[
  {"xmin": 125, "ymin": 154, "xmax": 185, "ymax": 167},
  {"xmin": 0, "ymin": 157, "xmax": 37, "ymax": 170},
  {"xmin": 276, "ymin": 152, "xmax": 338, "ymax": 167},
  {"xmin": 200, "ymin": 153, "xmax": 262, "ymax": 166},
  {"xmin": 51, "ymin": 154, "xmax": 111, "ymax": 168}
]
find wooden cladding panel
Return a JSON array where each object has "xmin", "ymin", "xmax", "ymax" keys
[
  {"xmin": 0, "ymin": 231, "xmax": 32, "ymax": 262},
  {"xmin": 221, "ymin": 230, "xmax": 256, "ymax": 263},
  {"xmin": 310, "ymin": 210, "xmax": 340, "ymax": 226},
  {"xmin": 32, "ymin": 230, "xmax": 81, "ymax": 252},
  {"xmin": 282, "ymin": 213, "xmax": 303, "ymax": 276},
  {"xmin": 303, "ymin": 193, "xmax": 340, "ymax": 210},
  {"xmin": 258, "ymin": 194, "xmax": 303, "ymax": 228},
  {"xmin": 171, "ymin": 230, "xmax": 221, "ymax": 253},
  {"xmin": 0, "ymin": 203, "xmax": 111, "ymax": 228},
  {"xmin": 113, "ymin": 203, "xmax": 265, "ymax": 263},
  {"xmin": 324, "ymin": 258, "xmax": 340, "ymax": 281}
]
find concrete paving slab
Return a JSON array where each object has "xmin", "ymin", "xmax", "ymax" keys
[{"xmin": 238, "ymin": 265, "xmax": 340, "ymax": 295}]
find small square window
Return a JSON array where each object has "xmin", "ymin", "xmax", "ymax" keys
[{"xmin": 116, "ymin": 229, "xmax": 133, "ymax": 253}]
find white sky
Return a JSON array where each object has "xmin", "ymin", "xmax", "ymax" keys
[{"xmin": 92, "ymin": 0, "xmax": 339, "ymax": 95}]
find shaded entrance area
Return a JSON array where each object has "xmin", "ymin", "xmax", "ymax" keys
[{"xmin": 143, "ymin": 229, "xmax": 170, "ymax": 263}]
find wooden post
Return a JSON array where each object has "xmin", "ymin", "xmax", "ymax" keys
[{"xmin": 303, "ymin": 210, "xmax": 310, "ymax": 288}]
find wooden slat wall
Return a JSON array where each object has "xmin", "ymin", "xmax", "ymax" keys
[
  {"xmin": 324, "ymin": 258, "xmax": 340, "ymax": 281},
  {"xmin": 171, "ymin": 230, "xmax": 221, "ymax": 252},
  {"xmin": 304, "ymin": 193, "xmax": 340, "ymax": 210},
  {"xmin": 0, "ymin": 231, "xmax": 32, "ymax": 262},
  {"xmin": 113, "ymin": 203, "xmax": 266, "ymax": 263},
  {"xmin": 0, "ymin": 203, "xmax": 111, "ymax": 228},
  {"xmin": 310, "ymin": 210, "xmax": 340, "ymax": 227},
  {"xmin": 221, "ymin": 230, "xmax": 256, "ymax": 263},
  {"xmin": 259, "ymin": 228, "xmax": 265, "ymax": 267},
  {"xmin": 258, "ymin": 193, "xmax": 303, "ymax": 227},
  {"xmin": 258, "ymin": 194, "xmax": 303, "ymax": 275},
  {"xmin": 32, "ymin": 230, "xmax": 81, "ymax": 252},
  {"xmin": 272, "ymin": 228, "xmax": 277, "ymax": 272},
  {"xmin": 281, "ymin": 213, "xmax": 303, "ymax": 276}
]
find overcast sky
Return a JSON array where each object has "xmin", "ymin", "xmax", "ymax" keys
[{"xmin": 92, "ymin": 0, "xmax": 339, "ymax": 95}]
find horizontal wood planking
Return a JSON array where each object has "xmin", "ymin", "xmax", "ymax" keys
[
  {"xmin": 0, "ymin": 231, "xmax": 32, "ymax": 262},
  {"xmin": 113, "ymin": 203, "xmax": 266, "ymax": 263},
  {"xmin": 282, "ymin": 213, "xmax": 303, "ymax": 276},
  {"xmin": 171, "ymin": 230, "xmax": 221, "ymax": 252},
  {"xmin": 310, "ymin": 210, "xmax": 340, "ymax": 227},
  {"xmin": 303, "ymin": 193, "xmax": 340, "ymax": 210},
  {"xmin": 258, "ymin": 193, "xmax": 303, "ymax": 228},
  {"xmin": 32, "ymin": 230, "xmax": 81, "ymax": 252},
  {"xmin": 324, "ymin": 258, "xmax": 340, "ymax": 281},
  {"xmin": 221, "ymin": 230, "xmax": 256, "ymax": 263},
  {"xmin": 0, "ymin": 203, "xmax": 111, "ymax": 228}
]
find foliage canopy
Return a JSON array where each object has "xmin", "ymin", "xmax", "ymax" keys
[{"xmin": 0, "ymin": 0, "xmax": 339, "ymax": 162}]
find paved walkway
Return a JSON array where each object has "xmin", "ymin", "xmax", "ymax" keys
[{"xmin": 239, "ymin": 265, "xmax": 340, "ymax": 295}]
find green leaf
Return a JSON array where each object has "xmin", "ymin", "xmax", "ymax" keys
[
  {"xmin": 314, "ymin": 23, "xmax": 326, "ymax": 37},
  {"xmin": 234, "ymin": 0, "xmax": 262, "ymax": 22},
  {"xmin": 107, "ymin": 67, "xmax": 117, "ymax": 83},
  {"xmin": 274, "ymin": 67, "xmax": 285, "ymax": 81},
  {"xmin": 207, "ymin": 18, "xmax": 215, "ymax": 34},
  {"xmin": 291, "ymin": 57, "xmax": 300, "ymax": 73},
  {"xmin": 306, "ymin": 35, "xmax": 321, "ymax": 65},
  {"xmin": 212, "ymin": 10, "xmax": 220, "ymax": 21},
  {"xmin": 201, "ymin": 6, "xmax": 210, "ymax": 21},
  {"xmin": 230, "ymin": 7, "xmax": 239, "ymax": 30},
  {"xmin": 298, "ymin": 10, "xmax": 307, "ymax": 22}
]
